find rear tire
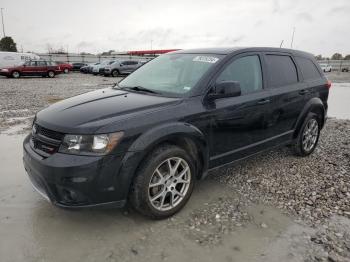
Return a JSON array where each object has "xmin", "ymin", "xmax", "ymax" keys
[
  {"xmin": 12, "ymin": 71, "xmax": 20, "ymax": 78},
  {"xmin": 130, "ymin": 144, "xmax": 195, "ymax": 219},
  {"xmin": 48, "ymin": 71, "xmax": 55, "ymax": 78},
  {"xmin": 63, "ymin": 68, "xmax": 69, "ymax": 74},
  {"xmin": 293, "ymin": 113, "xmax": 321, "ymax": 157}
]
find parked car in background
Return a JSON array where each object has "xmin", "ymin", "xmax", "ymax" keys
[
  {"xmin": 72, "ymin": 62, "xmax": 88, "ymax": 71},
  {"xmin": 98, "ymin": 60, "xmax": 116, "ymax": 75},
  {"xmin": 23, "ymin": 47, "xmax": 330, "ymax": 218},
  {"xmin": 0, "ymin": 60, "xmax": 61, "ymax": 78},
  {"xmin": 320, "ymin": 63, "xmax": 332, "ymax": 72},
  {"xmin": 104, "ymin": 60, "xmax": 143, "ymax": 77},
  {"xmin": 79, "ymin": 62, "xmax": 100, "ymax": 74},
  {"xmin": 92, "ymin": 60, "xmax": 113, "ymax": 75},
  {"xmin": 0, "ymin": 51, "xmax": 40, "ymax": 68},
  {"xmin": 341, "ymin": 67, "xmax": 349, "ymax": 72},
  {"xmin": 55, "ymin": 61, "xmax": 73, "ymax": 73}
]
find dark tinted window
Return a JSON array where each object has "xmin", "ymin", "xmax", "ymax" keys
[
  {"xmin": 216, "ymin": 55, "xmax": 263, "ymax": 95},
  {"xmin": 266, "ymin": 55, "xmax": 298, "ymax": 87},
  {"xmin": 295, "ymin": 57, "xmax": 321, "ymax": 80}
]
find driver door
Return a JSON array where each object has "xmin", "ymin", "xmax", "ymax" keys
[
  {"xmin": 208, "ymin": 53, "xmax": 273, "ymax": 168},
  {"xmin": 22, "ymin": 61, "xmax": 37, "ymax": 76}
]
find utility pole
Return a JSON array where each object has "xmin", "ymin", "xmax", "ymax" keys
[
  {"xmin": 290, "ymin": 27, "xmax": 295, "ymax": 49},
  {"xmin": 0, "ymin": 8, "xmax": 5, "ymax": 38}
]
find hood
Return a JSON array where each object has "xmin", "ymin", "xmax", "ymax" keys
[{"xmin": 36, "ymin": 88, "xmax": 181, "ymax": 134}]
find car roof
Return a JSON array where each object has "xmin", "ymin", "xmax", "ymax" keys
[{"xmin": 171, "ymin": 47, "xmax": 314, "ymax": 59}]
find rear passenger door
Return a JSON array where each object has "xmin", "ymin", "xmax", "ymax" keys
[
  {"xmin": 36, "ymin": 61, "xmax": 47, "ymax": 75},
  {"xmin": 128, "ymin": 61, "xmax": 140, "ymax": 73},
  {"xmin": 120, "ymin": 61, "xmax": 131, "ymax": 74},
  {"xmin": 262, "ymin": 53, "xmax": 308, "ymax": 139}
]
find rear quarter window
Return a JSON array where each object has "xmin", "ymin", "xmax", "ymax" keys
[
  {"xmin": 295, "ymin": 57, "xmax": 321, "ymax": 80},
  {"xmin": 265, "ymin": 55, "xmax": 298, "ymax": 87}
]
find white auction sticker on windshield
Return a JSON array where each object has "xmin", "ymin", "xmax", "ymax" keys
[{"xmin": 193, "ymin": 56, "xmax": 219, "ymax": 63}]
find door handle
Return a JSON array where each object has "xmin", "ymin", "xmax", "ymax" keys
[
  {"xmin": 299, "ymin": 89, "xmax": 309, "ymax": 95},
  {"xmin": 257, "ymin": 99, "xmax": 271, "ymax": 105}
]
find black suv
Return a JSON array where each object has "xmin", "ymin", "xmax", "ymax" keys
[{"xmin": 23, "ymin": 47, "xmax": 330, "ymax": 218}]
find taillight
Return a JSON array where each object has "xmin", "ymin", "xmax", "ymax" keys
[{"xmin": 326, "ymin": 80, "xmax": 331, "ymax": 89}]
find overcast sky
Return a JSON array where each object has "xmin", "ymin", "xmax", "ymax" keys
[{"xmin": 1, "ymin": 0, "xmax": 350, "ymax": 56}]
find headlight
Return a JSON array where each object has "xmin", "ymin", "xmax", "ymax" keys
[
  {"xmin": 1, "ymin": 69, "xmax": 9, "ymax": 72},
  {"xmin": 59, "ymin": 132, "xmax": 124, "ymax": 155}
]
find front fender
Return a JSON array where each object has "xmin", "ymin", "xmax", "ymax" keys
[
  {"xmin": 115, "ymin": 122, "xmax": 209, "ymax": 201},
  {"xmin": 293, "ymin": 97, "xmax": 325, "ymax": 138}
]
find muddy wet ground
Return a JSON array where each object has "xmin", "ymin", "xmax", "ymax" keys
[{"xmin": 0, "ymin": 72, "xmax": 349, "ymax": 262}]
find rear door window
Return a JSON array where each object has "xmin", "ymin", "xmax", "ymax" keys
[
  {"xmin": 295, "ymin": 57, "xmax": 321, "ymax": 80},
  {"xmin": 37, "ymin": 61, "xmax": 47, "ymax": 66},
  {"xmin": 216, "ymin": 55, "xmax": 263, "ymax": 95},
  {"xmin": 265, "ymin": 55, "xmax": 298, "ymax": 87}
]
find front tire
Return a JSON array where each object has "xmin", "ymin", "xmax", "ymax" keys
[
  {"xmin": 293, "ymin": 113, "xmax": 321, "ymax": 156},
  {"xmin": 130, "ymin": 144, "xmax": 195, "ymax": 219},
  {"xmin": 12, "ymin": 71, "xmax": 20, "ymax": 78}
]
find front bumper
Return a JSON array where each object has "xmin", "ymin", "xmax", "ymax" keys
[
  {"xmin": 0, "ymin": 71, "xmax": 10, "ymax": 76},
  {"xmin": 23, "ymin": 134, "xmax": 126, "ymax": 208}
]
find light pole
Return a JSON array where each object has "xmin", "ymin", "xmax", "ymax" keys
[{"xmin": 0, "ymin": 8, "xmax": 5, "ymax": 38}]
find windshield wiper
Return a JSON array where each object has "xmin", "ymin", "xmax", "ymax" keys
[{"xmin": 123, "ymin": 86, "xmax": 159, "ymax": 94}]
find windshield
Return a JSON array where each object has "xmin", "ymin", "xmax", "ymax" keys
[{"xmin": 118, "ymin": 53, "xmax": 223, "ymax": 96}]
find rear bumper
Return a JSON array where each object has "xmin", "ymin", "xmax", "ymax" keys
[{"xmin": 23, "ymin": 134, "xmax": 127, "ymax": 208}]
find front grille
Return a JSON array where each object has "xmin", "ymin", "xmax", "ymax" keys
[
  {"xmin": 31, "ymin": 124, "xmax": 64, "ymax": 157},
  {"xmin": 34, "ymin": 124, "xmax": 64, "ymax": 141}
]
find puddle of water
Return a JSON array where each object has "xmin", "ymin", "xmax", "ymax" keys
[
  {"xmin": 328, "ymin": 83, "xmax": 350, "ymax": 119},
  {"xmin": 46, "ymin": 97, "xmax": 63, "ymax": 104}
]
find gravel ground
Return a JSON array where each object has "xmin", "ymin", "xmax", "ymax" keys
[{"xmin": 0, "ymin": 72, "xmax": 349, "ymax": 261}]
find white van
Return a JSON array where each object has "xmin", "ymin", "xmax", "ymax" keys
[{"xmin": 0, "ymin": 52, "xmax": 40, "ymax": 68}]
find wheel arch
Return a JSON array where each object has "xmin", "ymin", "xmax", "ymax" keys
[
  {"xmin": 293, "ymin": 97, "xmax": 326, "ymax": 138},
  {"xmin": 115, "ymin": 122, "xmax": 209, "ymax": 201}
]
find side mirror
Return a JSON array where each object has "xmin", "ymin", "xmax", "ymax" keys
[
  {"xmin": 120, "ymin": 63, "xmax": 123, "ymax": 67},
  {"xmin": 208, "ymin": 81, "xmax": 241, "ymax": 100}
]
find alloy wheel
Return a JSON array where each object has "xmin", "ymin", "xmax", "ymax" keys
[
  {"xmin": 302, "ymin": 118, "xmax": 319, "ymax": 152},
  {"xmin": 148, "ymin": 157, "xmax": 191, "ymax": 211},
  {"xmin": 12, "ymin": 71, "xmax": 20, "ymax": 78}
]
